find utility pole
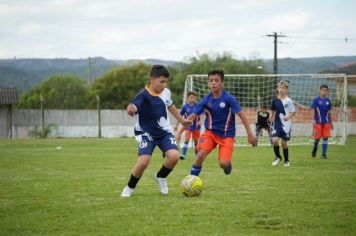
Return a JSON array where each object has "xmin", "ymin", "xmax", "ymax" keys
[
  {"xmin": 88, "ymin": 57, "xmax": 96, "ymax": 85},
  {"xmin": 266, "ymin": 32, "xmax": 286, "ymax": 74}
]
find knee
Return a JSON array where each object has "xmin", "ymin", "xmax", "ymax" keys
[{"xmin": 219, "ymin": 159, "xmax": 230, "ymax": 169}]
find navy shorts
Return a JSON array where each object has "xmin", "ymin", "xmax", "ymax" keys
[
  {"xmin": 271, "ymin": 127, "xmax": 291, "ymax": 141},
  {"xmin": 135, "ymin": 132, "xmax": 178, "ymax": 156}
]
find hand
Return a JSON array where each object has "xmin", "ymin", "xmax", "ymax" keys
[
  {"xmin": 247, "ymin": 133, "xmax": 258, "ymax": 147},
  {"xmin": 283, "ymin": 115, "xmax": 290, "ymax": 121},
  {"xmin": 126, "ymin": 103, "xmax": 137, "ymax": 117},
  {"xmin": 181, "ymin": 119, "xmax": 193, "ymax": 127}
]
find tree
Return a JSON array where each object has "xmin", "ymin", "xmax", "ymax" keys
[
  {"xmin": 168, "ymin": 52, "xmax": 267, "ymax": 106},
  {"xmin": 86, "ymin": 63, "xmax": 150, "ymax": 109},
  {"xmin": 18, "ymin": 75, "xmax": 88, "ymax": 109}
]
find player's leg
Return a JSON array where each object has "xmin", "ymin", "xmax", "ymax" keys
[
  {"xmin": 121, "ymin": 135, "xmax": 155, "ymax": 197},
  {"xmin": 217, "ymin": 137, "xmax": 234, "ymax": 175},
  {"xmin": 192, "ymin": 130, "xmax": 200, "ymax": 156},
  {"xmin": 281, "ymin": 139, "xmax": 289, "ymax": 166},
  {"xmin": 272, "ymin": 135, "xmax": 282, "ymax": 166},
  {"xmin": 180, "ymin": 130, "xmax": 191, "ymax": 160},
  {"xmin": 190, "ymin": 130, "xmax": 216, "ymax": 176},
  {"xmin": 321, "ymin": 124, "xmax": 331, "ymax": 159},
  {"xmin": 155, "ymin": 133, "xmax": 180, "ymax": 195},
  {"xmin": 312, "ymin": 124, "xmax": 322, "ymax": 158}
]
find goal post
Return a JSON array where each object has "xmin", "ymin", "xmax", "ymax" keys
[{"xmin": 183, "ymin": 74, "xmax": 348, "ymax": 146}]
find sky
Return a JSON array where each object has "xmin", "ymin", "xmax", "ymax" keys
[{"xmin": 1, "ymin": 0, "xmax": 356, "ymax": 61}]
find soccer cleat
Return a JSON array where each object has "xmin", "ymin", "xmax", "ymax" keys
[
  {"xmin": 272, "ymin": 158, "xmax": 281, "ymax": 166},
  {"xmin": 180, "ymin": 155, "xmax": 186, "ymax": 160},
  {"xmin": 155, "ymin": 174, "xmax": 168, "ymax": 195},
  {"xmin": 223, "ymin": 164, "xmax": 232, "ymax": 175},
  {"xmin": 311, "ymin": 150, "xmax": 316, "ymax": 158},
  {"xmin": 321, "ymin": 154, "xmax": 328, "ymax": 159},
  {"xmin": 121, "ymin": 186, "xmax": 134, "ymax": 197},
  {"xmin": 284, "ymin": 161, "xmax": 290, "ymax": 167}
]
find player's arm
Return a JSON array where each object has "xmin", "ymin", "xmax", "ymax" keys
[
  {"xmin": 168, "ymin": 104, "xmax": 192, "ymax": 127},
  {"xmin": 237, "ymin": 111, "xmax": 257, "ymax": 147}
]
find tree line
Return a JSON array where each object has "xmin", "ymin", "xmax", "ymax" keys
[{"xmin": 17, "ymin": 52, "xmax": 266, "ymax": 109}]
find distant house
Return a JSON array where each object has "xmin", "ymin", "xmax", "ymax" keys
[{"xmin": 0, "ymin": 88, "xmax": 19, "ymax": 138}]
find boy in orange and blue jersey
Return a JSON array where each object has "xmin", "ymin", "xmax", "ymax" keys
[
  {"xmin": 187, "ymin": 70, "xmax": 257, "ymax": 176},
  {"xmin": 311, "ymin": 84, "xmax": 332, "ymax": 159},
  {"xmin": 175, "ymin": 91, "xmax": 203, "ymax": 160}
]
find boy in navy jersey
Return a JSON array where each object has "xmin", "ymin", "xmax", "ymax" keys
[
  {"xmin": 311, "ymin": 85, "xmax": 332, "ymax": 159},
  {"xmin": 121, "ymin": 65, "xmax": 191, "ymax": 197},
  {"xmin": 187, "ymin": 70, "xmax": 257, "ymax": 176},
  {"xmin": 175, "ymin": 91, "xmax": 203, "ymax": 160},
  {"xmin": 270, "ymin": 81, "xmax": 296, "ymax": 167}
]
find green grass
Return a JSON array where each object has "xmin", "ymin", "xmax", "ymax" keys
[{"xmin": 1, "ymin": 137, "xmax": 356, "ymax": 235}]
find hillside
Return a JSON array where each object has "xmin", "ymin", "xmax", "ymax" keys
[
  {"xmin": 263, "ymin": 56, "xmax": 356, "ymax": 74},
  {"xmin": 0, "ymin": 57, "xmax": 177, "ymax": 92},
  {"xmin": 1, "ymin": 56, "xmax": 356, "ymax": 92}
]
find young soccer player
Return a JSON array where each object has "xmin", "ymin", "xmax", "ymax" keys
[
  {"xmin": 121, "ymin": 65, "xmax": 192, "ymax": 197},
  {"xmin": 270, "ymin": 80, "xmax": 296, "ymax": 167},
  {"xmin": 174, "ymin": 91, "xmax": 203, "ymax": 160},
  {"xmin": 187, "ymin": 69, "xmax": 257, "ymax": 176},
  {"xmin": 311, "ymin": 84, "xmax": 332, "ymax": 159},
  {"xmin": 255, "ymin": 105, "xmax": 271, "ymax": 145}
]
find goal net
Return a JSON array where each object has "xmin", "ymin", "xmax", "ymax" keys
[{"xmin": 182, "ymin": 74, "xmax": 347, "ymax": 146}]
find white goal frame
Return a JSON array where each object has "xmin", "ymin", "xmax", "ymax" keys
[{"xmin": 183, "ymin": 74, "xmax": 348, "ymax": 146}]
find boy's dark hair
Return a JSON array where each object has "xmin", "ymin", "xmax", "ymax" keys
[
  {"xmin": 320, "ymin": 84, "xmax": 329, "ymax": 90},
  {"xmin": 187, "ymin": 91, "xmax": 197, "ymax": 97},
  {"xmin": 208, "ymin": 69, "xmax": 224, "ymax": 81},
  {"xmin": 150, "ymin": 65, "xmax": 170, "ymax": 78}
]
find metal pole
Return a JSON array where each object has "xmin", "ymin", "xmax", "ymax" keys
[
  {"xmin": 40, "ymin": 94, "xmax": 45, "ymax": 138},
  {"xmin": 97, "ymin": 95, "xmax": 101, "ymax": 138}
]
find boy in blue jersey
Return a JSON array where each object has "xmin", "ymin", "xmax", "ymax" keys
[
  {"xmin": 270, "ymin": 81, "xmax": 296, "ymax": 167},
  {"xmin": 311, "ymin": 85, "xmax": 332, "ymax": 159},
  {"xmin": 175, "ymin": 91, "xmax": 203, "ymax": 160},
  {"xmin": 187, "ymin": 70, "xmax": 257, "ymax": 176},
  {"xmin": 121, "ymin": 65, "xmax": 192, "ymax": 197}
]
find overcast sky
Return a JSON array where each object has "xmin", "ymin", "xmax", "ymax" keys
[{"xmin": 1, "ymin": 0, "xmax": 355, "ymax": 61}]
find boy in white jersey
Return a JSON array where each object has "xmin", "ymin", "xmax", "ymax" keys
[
  {"xmin": 269, "ymin": 81, "xmax": 296, "ymax": 167},
  {"xmin": 121, "ymin": 65, "xmax": 192, "ymax": 197}
]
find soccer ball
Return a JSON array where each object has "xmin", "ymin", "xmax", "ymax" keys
[{"xmin": 180, "ymin": 175, "xmax": 204, "ymax": 197}]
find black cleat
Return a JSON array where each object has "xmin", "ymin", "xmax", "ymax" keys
[
  {"xmin": 223, "ymin": 164, "xmax": 232, "ymax": 175},
  {"xmin": 311, "ymin": 150, "xmax": 316, "ymax": 158},
  {"xmin": 180, "ymin": 155, "xmax": 186, "ymax": 160},
  {"xmin": 321, "ymin": 154, "xmax": 328, "ymax": 159}
]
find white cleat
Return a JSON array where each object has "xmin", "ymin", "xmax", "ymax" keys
[
  {"xmin": 155, "ymin": 174, "xmax": 168, "ymax": 195},
  {"xmin": 121, "ymin": 186, "xmax": 134, "ymax": 197},
  {"xmin": 272, "ymin": 158, "xmax": 281, "ymax": 166},
  {"xmin": 284, "ymin": 161, "xmax": 290, "ymax": 167}
]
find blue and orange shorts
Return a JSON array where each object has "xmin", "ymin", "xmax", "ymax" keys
[
  {"xmin": 196, "ymin": 130, "xmax": 234, "ymax": 161},
  {"xmin": 184, "ymin": 129, "xmax": 200, "ymax": 141},
  {"xmin": 313, "ymin": 123, "xmax": 331, "ymax": 139}
]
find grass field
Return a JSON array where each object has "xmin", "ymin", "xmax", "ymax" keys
[{"xmin": 1, "ymin": 137, "xmax": 356, "ymax": 235}]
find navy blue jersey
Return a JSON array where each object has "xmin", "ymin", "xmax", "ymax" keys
[
  {"xmin": 271, "ymin": 96, "xmax": 296, "ymax": 134},
  {"xmin": 133, "ymin": 86, "xmax": 173, "ymax": 139}
]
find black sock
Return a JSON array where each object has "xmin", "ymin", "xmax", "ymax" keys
[
  {"xmin": 157, "ymin": 165, "xmax": 173, "ymax": 178},
  {"xmin": 273, "ymin": 145, "xmax": 281, "ymax": 159},
  {"xmin": 283, "ymin": 148, "xmax": 289, "ymax": 162},
  {"xmin": 127, "ymin": 174, "xmax": 140, "ymax": 189}
]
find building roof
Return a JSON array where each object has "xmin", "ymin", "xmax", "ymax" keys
[{"xmin": 0, "ymin": 88, "xmax": 19, "ymax": 105}]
